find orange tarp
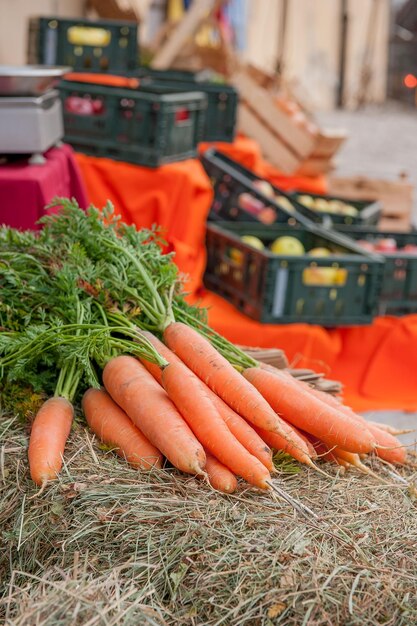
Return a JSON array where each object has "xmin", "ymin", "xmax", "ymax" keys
[{"xmin": 75, "ymin": 137, "xmax": 417, "ymax": 412}]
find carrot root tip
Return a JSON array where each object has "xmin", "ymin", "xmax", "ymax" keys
[{"xmin": 28, "ymin": 479, "xmax": 49, "ymax": 500}]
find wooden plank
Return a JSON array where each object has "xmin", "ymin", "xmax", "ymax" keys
[
  {"xmin": 312, "ymin": 130, "xmax": 347, "ymax": 159},
  {"xmin": 150, "ymin": 0, "xmax": 218, "ymax": 69},
  {"xmin": 237, "ymin": 104, "xmax": 301, "ymax": 173},
  {"xmin": 296, "ymin": 157, "xmax": 336, "ymax": 177},
  {"xmin": 231, "ymin": 70, "xmax": 316, "ymax": 159}
]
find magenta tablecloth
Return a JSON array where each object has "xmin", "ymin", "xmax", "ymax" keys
[{"xmin": 0, "ymin": 144, "xmax": 89, "ymax": 230}]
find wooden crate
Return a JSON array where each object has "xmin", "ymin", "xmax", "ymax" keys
[
  {"xmin": 328, "ymin": 174, "xmax": 415, "ymax": 231},
  {"xmin": 231, "ymin": 69, "xmax": 347, "ymax": 175}
]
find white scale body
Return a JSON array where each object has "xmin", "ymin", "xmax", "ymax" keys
[{"xmin": 0, "ymin": 89, "xmax": 63, "ymax": 159}]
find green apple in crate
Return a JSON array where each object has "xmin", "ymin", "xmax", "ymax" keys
[{"xmin": 270, "ymin": 236, "xmax": 305, "ymax": 255}]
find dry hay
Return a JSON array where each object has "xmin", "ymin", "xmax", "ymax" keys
[{"xmin": 1, "ymin": 414, "xmax": 417, "ymax": 626}]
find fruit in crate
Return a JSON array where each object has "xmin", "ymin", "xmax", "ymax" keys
[
  {"xmin": 357, "ymin": 239, "xmax": 376, "ymax": 252},
  {"xmin": 258, "ymin": 208, "xmax": 277, "ymax": 224},
  {"xmin": 375, "ymin": 238, "xmax": 397, "ymax": 253},
  {"xmin": 341, "ymin": 204, "xmax": 359, "ymax": 218},
  {"xmin": 275, "ymin": 196, "xmax": 295, "ymax": 212},
  {"xmin": 403, "ymin": 244, "xmax": 417, "ymax": 254},
  {"xmin": 296, "ymin": 195, "xmax": 359, "ymax": 218},
  {"xmin": 240, "ymin": 235, "xmax": 265, "ymax": 250},
  {"xmin": 297, "ymin": 194, "xmax": 314, "ymax": 208},
  {"xmin": 314, "ymin": 198, "xmax": 330, "ymax": 212},
  {"xmin": 308, "ymin": 247, "xmax": 332, "ymax": 257},
  {"xmin": 270, "ymin": 236, "xmax": 305, "ymax": 256},
  {"xmin": 238, "ymin": 193, "xmax": 265, "ymax": 216},
  {"xmin": 252, "ymin": 179, "xmax": 275, "ymax": 199}
]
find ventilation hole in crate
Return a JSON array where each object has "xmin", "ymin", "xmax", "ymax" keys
[
  {"xmin": 74, "ymin": 46, "xmax": 83, "ymax": 56},
  {"xmin": 335, "ymin": 300, "xmax": 345, "ymax": 315},
  {"xmin": 357, "ymin": 275, "xmax": 366, "ymax": 287},
  {"xmin": 295, "ymin": 299, "xmax": 304, "ymax": 315},
  {"xmin": 83, "ymin": 56, "xmax": 92, "ymax": 68},
  {"xmin": 119, "ymin": 37, "xmax": 128, "ymax": 48},
  {"xmin": 93, "ymin": 48, "xmax": 102, "ymax": 57},
  {"xmin": 248, "ymin": 262, "xmax": 257, "ymax": 276},
  {"xmin": 100, "ymin": 56, "xmax": 109, "ymax": 70},
  {"xmin": 314, "ymin": 300, "xmax": 325, "ymax": 315}
]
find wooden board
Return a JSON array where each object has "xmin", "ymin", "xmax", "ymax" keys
[
  {"xmin": 312, "ymin": 130, "xmax": 347, "ymax": 159},
  {"xmin": 232, "ymin": 70, "xmax": 315, "ymax": 159},
  {"xmin": 237, "ymin": 104, "xmax": 301, "ymax": 173}
]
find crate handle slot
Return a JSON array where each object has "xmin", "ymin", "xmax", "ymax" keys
[
  {"xmin": 302, "ymin": 267, "xmax": 347, "ymax": 287},
  {"xmin": 175, "ymin": 108, "xmax": 190, "ymax": 123}
]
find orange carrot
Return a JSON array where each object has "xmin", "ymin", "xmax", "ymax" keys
[
  {"xmin": 243, "ymin": 367, "xmax": 376, "ymax": 454},
  {"xmin": 204, "ymin": 451, "xmax": 238, "ymax": 493},
  {"xmin": 139, "ymin": 331, "xmax": 273, "ymax": 471},
  {"xmin": 254, "ymin": 425, "xmax": 314, "ymax": 466},
  {"xmin": 290, "ymin": 375, "xmax": 407, "ymax": 464},
  {"xmin": 102, "ymin": 356, "xmax": 206, "ymax": 475},
  {"xmin": 163, "ymin": 322, "xmax": 292, "ymax": 439},
  {"xmin": 28, "ymin": 397, "xmax": 73, "ymax": 486},
  {"xmin": 161, "ymin": 360, "xmax": 271, "ymax": 489},
  {"xmin": 82, "ymin": 388, "xmax": 163, "ymax": 470},
  {"xmin": 366, "ymin": 423, "xmax": 407, "ymax": 465}
]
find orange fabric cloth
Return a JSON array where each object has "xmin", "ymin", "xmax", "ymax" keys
[
  {"xmin": 189, "ymin": 290, "xmax": 417, "ymax": 413},
  {"xmin": 75, "ymin": 153, "xmax": 213, "ymax": 294},
  {"xmin": 199, "ymin": 134, "xmax": 328, "ymax": 194}
]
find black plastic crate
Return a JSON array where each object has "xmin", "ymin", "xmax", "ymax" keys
[
  {"xmin": 291, "ymin": 190, "xmax": 381, "ymax": 226},
  {"xmin": 204, "ymin": 221, "xmax": 385, "ymax": 327},
  {"xmin": 28, "ymin": 16, "xmax": 138, "ymax": 73},
  {"xmin": 335, "ymin": 225, "xmax": 417, "ymax": 315},
  {"xmin": 200, "ymin": 149, "xmax": 326, "ymax": 226},
  {"xmin": 135, "ymin": 70, "xmax": 238, "ymax": 143},
  {"xmin": 58, "ymin": 79, "xmax": 207, "ymax": 167}
]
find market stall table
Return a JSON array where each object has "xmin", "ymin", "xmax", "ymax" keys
[
  {"xmin": 0, "ymin": 144, "xmax": 88, "ymax": 230},
  {"xmin": 74, "ymin": 136, "xmax": 417, "ymax": 413}
]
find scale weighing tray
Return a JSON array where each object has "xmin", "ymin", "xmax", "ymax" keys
[{"xmin": 0, "ymin": 89, "xmax": 63, "ymax": 156}]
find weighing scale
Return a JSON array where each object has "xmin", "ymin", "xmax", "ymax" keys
[{"xmin": 0, "ymin": 65, "xmax": 70, "ymax": 164}]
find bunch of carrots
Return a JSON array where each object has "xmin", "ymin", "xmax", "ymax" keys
[{"xmin": 0, "ymin": 200, "xmax": 409, "ymax": 505}]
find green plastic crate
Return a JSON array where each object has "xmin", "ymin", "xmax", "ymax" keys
[
  {"xmin": 28, "ymin": 16, "xmax": 138, "ymax": 73},
  {"xmin": 204, "ymin": 221, "xmax": 385, "ymax": 327},
  {"xmin": 136, "ymin": 70, "xmax": 238, "ymax": 143},
  {"xmin": 335, "ymin": 225, "xmax": 417, "ymax": 315},
  {"xmin": 58, "ymin": 79, "xmax": 207, "ymax": 167}
]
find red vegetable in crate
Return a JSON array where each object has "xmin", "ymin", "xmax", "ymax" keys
[
  {"xmin": 375, "ymin": 238, "xmax": 397, "ymax": 253},
  {"xmin": 238, "ymin": 192, "xmax": 265, "ymax": 216}
]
